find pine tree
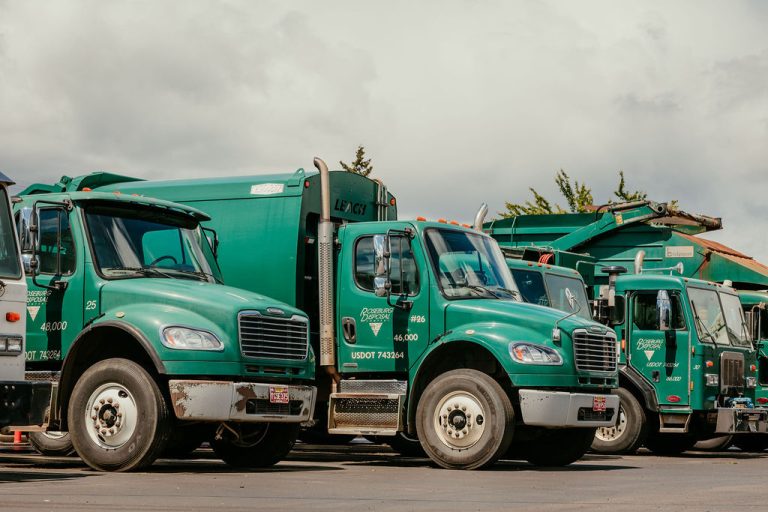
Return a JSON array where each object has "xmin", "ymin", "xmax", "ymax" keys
[{"xmin": 340, "ymin": 145, "xmax": 373, "ymax": 177}]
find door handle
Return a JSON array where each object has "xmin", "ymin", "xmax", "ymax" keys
[{"xmin": 342, "ymin": 317, "xmax": 356, "ymax": 344}]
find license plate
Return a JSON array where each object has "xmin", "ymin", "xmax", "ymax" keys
[
  {"xmin": 269, "ymin": 386, "xmax": 289, "ymax": 404},
  {"xmin": 593, "ymin": 396, "xmax": 607, "ymax": 412}
]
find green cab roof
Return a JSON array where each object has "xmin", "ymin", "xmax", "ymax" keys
[
  {"xmin": 738, "ymin": 290, "xmax": 768, "ymax": 306},
  {"xmin": 19, "ymin": 190, "xmax": 210, "ymax": 221},
  {"xmin": 506, "ymin": 258, "xmax": 584, "ymax": 279}
]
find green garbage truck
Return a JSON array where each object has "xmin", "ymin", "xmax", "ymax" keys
[
  {"xmin": 29, "ymin": 160, "xmax": 622, "ymax": 470},
  {"xmin": 0, "ymin": 172, "xmax": 50, "ymax": 431},
  {"xmin": 487, "ymin": 202, "xmax": 768, "ymax": 454},
  {"xmin": 14, "ymin": 187, "xmax": 316, "ymax": 471}
]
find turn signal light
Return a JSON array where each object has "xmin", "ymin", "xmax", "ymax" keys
[
  {"xmin": 6, "ymin": 312, "xmax": 20, "ymax": 322},
  {"xmin": 667, "ymin": 395, "xmax": 682, "ymax": 403},
  {"xmin": 705, "ymin": 360, "xmax": 714, "ymax": 368},
  {"xmin": 751, "ymin": 365, "xmax": 757, "ymax": 372}
]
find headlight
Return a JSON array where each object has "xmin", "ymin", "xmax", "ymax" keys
[
  {"xmin": 705, "ymin": 373, "xmax": 719, "ymax": 387},
  {"xmin": 509, "ymin": 342, "xmax": 563, "ymax": 365},
  {"xmin": 746, "ymin": 376, "xmax": 757, "ymax": 389},
  {"xmin": 0, "ymin": 336, "xmax": 22, "ymax": 353},
  {"xmin": 162, "ymin": 327, "xmax": 223, "ymax": 351}
]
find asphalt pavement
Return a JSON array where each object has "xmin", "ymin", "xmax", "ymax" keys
[{"xmin": 0, "ymin": 440, "xmax": 765, "ymax": 511}]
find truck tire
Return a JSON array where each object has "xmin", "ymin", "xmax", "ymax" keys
[
  {"xmin": 212, "ymin": 423, "xmax": 299, "ymax": 468},
  {"xmin": 68, "ymin": 358, "xmax": 171, "ymax": 472},
  {"xmin": 524, "ymin": 428, "xmax": 596, "ymax": 467},
  {"xmin": 591, "ymin": 388, "xmax": 647, "ymax": 454},
  {"xmin": 644, "ymin": 433, "xmax": 696, "ymax": 455},
  {"xmin": 732, "ymin": 436, "xmax": 768, "ymax": 453},
  {"xmin": 694, "ymin": 436, "xmax": 733, "ymax": 451},
  {"xmin": 416, "ymin": 369, "xmax": 514, "ymax": 470},
  {"xmin": 28, "ymin": 431, "xmax": 76, "ymax": 457}
]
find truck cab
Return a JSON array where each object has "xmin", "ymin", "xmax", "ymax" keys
[
  {"xmin": 0, "ymin": 172, "xmax": 50, "ymax": 431},
  {"xmin": 592, "ymin": 270, "xmax": 765, "ymax": 454},
  {"xmin": 37, "ymin": 162, "xmax": 624, "ymax": 470},
  {"xmin": 15, "ymin": 190, "xmax": 316, "ymax": 471}
]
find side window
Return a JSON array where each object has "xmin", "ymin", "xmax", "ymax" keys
[
  {"xmin": 511, "ymin": 269, "xmax": 548, "ymax": 307},
  {"xmin": 633, "ymin": 292, "xmax": 686, "ymax": 330},
  {"xmin": 354, "ymin": 235, "xmax": 419, "ymax": 296},
  {"xmin": 38, "ymin": 208, "xmax": 76, "ymax": 275}
]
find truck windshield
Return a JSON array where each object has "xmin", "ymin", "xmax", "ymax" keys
[
  {"xmin": 688, "ymin": 287, "xmax": 750, "ymax": 347},
  {"xmin": 425, "ymin": 228, "xmax": 519, "ymax": 300},
  {"xmin": 85, "ymin": 205, "xmax": 222, "ymax": 283},
  {"xmin": 0, "ymin": 188, "xmax": 21, "ymax": 279},
  {"xmin": 511, "ymin": 270, "xmax": 591, "ymax": 319}
]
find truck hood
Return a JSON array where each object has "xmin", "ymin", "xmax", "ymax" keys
[
  {"xmin": 99, "ymin": 278, "xmax": 304, "ymax": 319},
  {"xmin": 445, "ymin": 299, "xmax": 609, "ymax": 338}
]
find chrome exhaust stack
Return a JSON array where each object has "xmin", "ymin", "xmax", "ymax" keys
[
  {"xmin": 473, "ymin": 203, "xmax": 488, "ymax": 231},
  {"xmin": 314, "ymin": 157, "xmax": 338, "ymax": 376}
]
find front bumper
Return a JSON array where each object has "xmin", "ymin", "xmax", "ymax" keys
[
  {"xmin": 169, "ymin": 380, "xmax": 316, "ymax": 424},
  {"xmin": 519, "ymin": 389, "xmax": 619, "ymax": 427},
  {"xmin": 0, "ymin": 381, "xmax": 52, "ymax": 431},
  {"xmin": 714, "ymin": 407, "xmax": 768, "ymax": 434}
]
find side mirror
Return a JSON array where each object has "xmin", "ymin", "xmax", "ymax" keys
[
  {"xmin": 657, "ymin": 290, "xmax": 672, "ymax": 331},
  {"xmin": 610, "ymin": 295, "xmax": 625, "ymax": 326},
  {"xmin": 372, "ymin": 234, "xmax": 390, "ymax": 298}
]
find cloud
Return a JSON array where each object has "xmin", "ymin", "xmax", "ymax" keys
[{"xmin": 1, "ymin": 0, "xmax": 766, "ymax": 261}]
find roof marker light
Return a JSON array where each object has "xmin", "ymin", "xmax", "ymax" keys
[
  {"xmin": 437, "ymin": 218, "xmax": 447, "ymax": 224},
  {"xmin": 449, "ymin": 221, "xmax": 459, "ymax": 226},
  {"xmin": 82, "ymin": 187, "xmax": 92, "ymax": 192},
  {"xmin": 416, "ymin": 216, "xmax": 427, "ymax": 221}
]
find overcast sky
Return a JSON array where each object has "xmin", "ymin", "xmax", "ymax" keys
[{"xmin": 1, "ymin": 1, "xmax": 766, "ymax": 258}]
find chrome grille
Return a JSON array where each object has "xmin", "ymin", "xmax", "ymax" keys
[
  {"xmin": 572, "ymin": 329, "xmax": 617, "ymax": 373},
  {"xmin": 720, "ymin": 351, "xmax": 745, "ymax": 393},
  {"xmin": 238, "ymin": 312, "xmax": 308, "ymax": 361}
]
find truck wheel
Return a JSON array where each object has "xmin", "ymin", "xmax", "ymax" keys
[
  {"xmin": 68, "ymin": 358, "xmax": 171, "ymax": 472},
  {"xmin": 644, "ymin": 433, "xmax": 696, "ymax": 455},
  {"xmin": 212, "ymin": 423, "xmax": 299, "ymax": 468},
  {"xmin": 416, "ymin": 369, "xmax": 514, "ymax": 470},
  {"xmin": 591, "ymin": 388, "xmax": 647, "ymax": 454},
  {"xmin": 732, "ymin": 436, "xmax": 768, "ymax": 453},
  {"xmin": 524, "ymin": 428, "xmax": 596, "ymax": 467},
  {"xmin": 387, "ymin": 432, "xmax": 426, "ymax": 457},
  {"xmin": 28, "ymin": 431, "xmax": 76, "ymax": 457},
  {"xmin": 694, "ymin": 436, "xmax": 733, "ymax": 451}
]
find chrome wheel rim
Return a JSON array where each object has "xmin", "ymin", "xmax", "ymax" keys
[
  {"xmin": 595, "ymin": 405, "xmax": 627, "ymax": 442},
  {"xmin": 433, "ymin": 390, "xmax": 486, "ymax": 450},
  {"xmin": 84, "ymin": 382, "xmax": 138, "ymax": 449}
]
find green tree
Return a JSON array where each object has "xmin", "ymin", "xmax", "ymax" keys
[
  {"xmin": 503, "ymin": 170, "xmax": 593, "ymax": 217},
  {"xmin": 502, "ymin": 170, "xmax": 653, "ymax": 218},
  {"xmin": 340, "ymin": 145, "xmax": 373, "ymax": 177}
]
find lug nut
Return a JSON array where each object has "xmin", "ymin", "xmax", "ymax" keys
[
  {"xmin": 99, "ymin": 399, "xmax": 105, "ymax": 404},
  {"xmin": 107, "ymin": 397, "xmax": 113, "ymax": 403},
  {"xmin": 117, "ymin": 412, "xmax": 122, "ymax": 418},
  {"xmin": 92, "ymin": 415, "xmax": 97, "ymax": 420},
  {"xmin": 461, "ymin": 406, "xmax": 466, "ymax": 411},
  {"xmin": 114, "ymin": 403, "xmax": 120, "ymax": 409}
]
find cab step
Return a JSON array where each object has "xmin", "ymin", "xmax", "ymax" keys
[
  {"xmin": 658, "ymin": 412, "xmax": 691, "ymax": 433},
  {"xmin": 328, "ymin": 380, "xmax": 406, "ymax": 436}
]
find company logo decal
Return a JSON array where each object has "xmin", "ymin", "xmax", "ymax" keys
[
  {"xmin": 27, "ymin": 306, "xmax": 40, "ymax": 321},
  {"xmin": 644, "ymin": 350, "xmax": 655, "ymax": 361},
  {"xmin": 360, "ymin": 307, "xmax": 392, "ymax": 323},
  {"xmin": 370, "ymin": 323, "xmax": 382, "ymax": 336}
]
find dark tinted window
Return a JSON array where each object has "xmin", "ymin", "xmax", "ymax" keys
[
  {"xmin": 355, "ymin": 236, "xmax": 419, "ymax": 295},
  {"xmin": 633, "ymin": 292, "xmax": 686, "ymax": 330},
  {"xmin": 0, "ymin": 189, "xmax": 21, "ymax": 279},
  {"xmin": 38, "ymin": 209, "xmax": 76, "ymax": 275},
  {"xmin": 511, "ymin": 269, "xmax": 549, "ymax": 307}
]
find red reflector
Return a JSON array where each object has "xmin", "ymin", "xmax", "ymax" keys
[
  {"xmin": 667, "ymin": 395, "xmax": 681, "ymax": 403},
  {"xmin": 751, "ymin": 365, "xmax": 757, "ymax": 372},
  {"xmin": 304, "ymin": 180, "xmax": 310, "ymax": 188},
  {"xmin": 706, "ymin": 361, "xmax": 714, "ymax": 368},
  {"xmin": 82, "ymin": 187, "xmax": 92, "ymax": 192},
  {"xmin": 6, "ymin": 312, "xmax": 20, "ymax": 322},
  {"xmin": 758, "ymin": 398, "xmax": 768, "ymax": 405}
]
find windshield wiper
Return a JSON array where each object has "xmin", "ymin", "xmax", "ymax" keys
[
  {"xmin": 691, "ymin": 302, "xmax": 718, "ymax": 348},
  {"xmin": 466, "ymin": 284, "xmax": 501, "ymax": 298},
  {"xmin": 104, "ymin": 266, "xmax": 174, "ymax": 279},
  {"xmin": 168, "ymin": 268, "xmax": 223, "ymax": 284}
]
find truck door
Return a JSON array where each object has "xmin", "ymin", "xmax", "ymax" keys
[
  {"xmin": 336, "ymin": 232, "xmax": 430, "ymax": 373},
  {"xmin": 20, "ymin": 206, "xmax": 85, "ymax": 366},
  {"xmin": 627, "ymin": 290, "xmax": 690, "ymax": 405}
]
